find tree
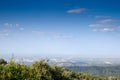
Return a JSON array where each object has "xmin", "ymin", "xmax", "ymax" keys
[
  {"xmin": 32, "ymin": 60, "xmax": 53, "ymax": 80},
  {"xmin": 0, "ymin": 58, "xmax": 7, "ymax": 65}
]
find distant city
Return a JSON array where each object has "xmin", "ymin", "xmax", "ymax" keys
[{"xmin": 7, "ymin": 56, "xmax": 120, "ymax": 66}]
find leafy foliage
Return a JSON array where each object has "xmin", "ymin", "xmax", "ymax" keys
[
  {"xmin": 0, "ymin": 58, "xmax": 118, "ymax": 80},
  {"xmin": 0, "ymin": 58, "xmax": 7, "ymax": 65}
]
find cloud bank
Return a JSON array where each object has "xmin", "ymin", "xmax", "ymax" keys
[{"xmin": 89, "ymin": 16, "xmax": 120, "ymax": 32}]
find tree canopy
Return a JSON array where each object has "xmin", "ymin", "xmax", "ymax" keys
[{"xmin": 0, "ymin": 58, "xmax": 7, "ymax": 65}]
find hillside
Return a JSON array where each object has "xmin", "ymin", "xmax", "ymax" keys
[{"xmin": 0, "ymin": 58, "xmax": 118, "ymax": 80}]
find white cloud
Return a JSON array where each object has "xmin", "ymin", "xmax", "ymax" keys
[
  {"xmin": 4, "ymin": 23, "xmax": 19, "ymax": 28},
  {"xmin": 15, "ymin": 24, "xmax": 19, "ymax": 27},
  {"xmin": 92, "ymin": 26, "xmax": 120, "ymax": 32},
  {"xmin": 0, "ymin": 30, "xmax": 10, "ymax": 37},
  {"xmin": 95, "ymin": 16, "xmax": 111, "ymax": 18},
  {"xmin": 89, "ymin": 17, "xmax": 120, "ymax": 32},
  {"xmin": 89, "ymin": 24, "xmax": 102, "ymax": 27},
  {"xmin": 89, "ymin": 19, "xmax": 114, "ymax": 28},
  {"xmin": 100, "ymin": 28, "xmax": 114, "ymax": 32},
  {"xmin": 89, "ymin": 23, "xmax": 114, "ymax": 28},
  {"xmin": 98, "ymin": 19, "xmax": 114, "ymax": 23},
  {"xmin": 3, "ymin": 23, "xmax": 24, "ymax": 31},
  {"xmin": 67, "ymin": 8, "xmax": 86, "ymax": 13},
  {"xmin": 92, "ymin": 28, "xmax": 114, "ymax": 32}
]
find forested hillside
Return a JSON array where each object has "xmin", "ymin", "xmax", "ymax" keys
[
  {"xmin": 0, "ymin": 58, "xmax": 118, "ymax": 80},
  {"xmin": 67, "ymin": 66, "xmax": 120, "ymax": 79}
]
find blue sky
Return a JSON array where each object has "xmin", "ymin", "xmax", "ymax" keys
[{"xmin": 0, "ymin": 0, "xmax": 120, "ymax": 58}]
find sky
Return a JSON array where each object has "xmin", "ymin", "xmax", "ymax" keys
[{"xmin": 0, "ymin": 0, "xmax": 120, "ymax": 58}]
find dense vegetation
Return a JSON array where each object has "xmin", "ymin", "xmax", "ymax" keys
[{"xmin": 0, "ymin": 58, "xmax": 118, "ymax": 80}]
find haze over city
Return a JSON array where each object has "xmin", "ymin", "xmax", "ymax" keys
[{"xmin": 0, "ymin": 0, "xmax": 120, "ymax": 58}]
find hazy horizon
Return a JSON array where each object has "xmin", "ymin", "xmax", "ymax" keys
[{"xmin": 0, "ymin": 0, "xmax": 120, "ymax": 58}]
